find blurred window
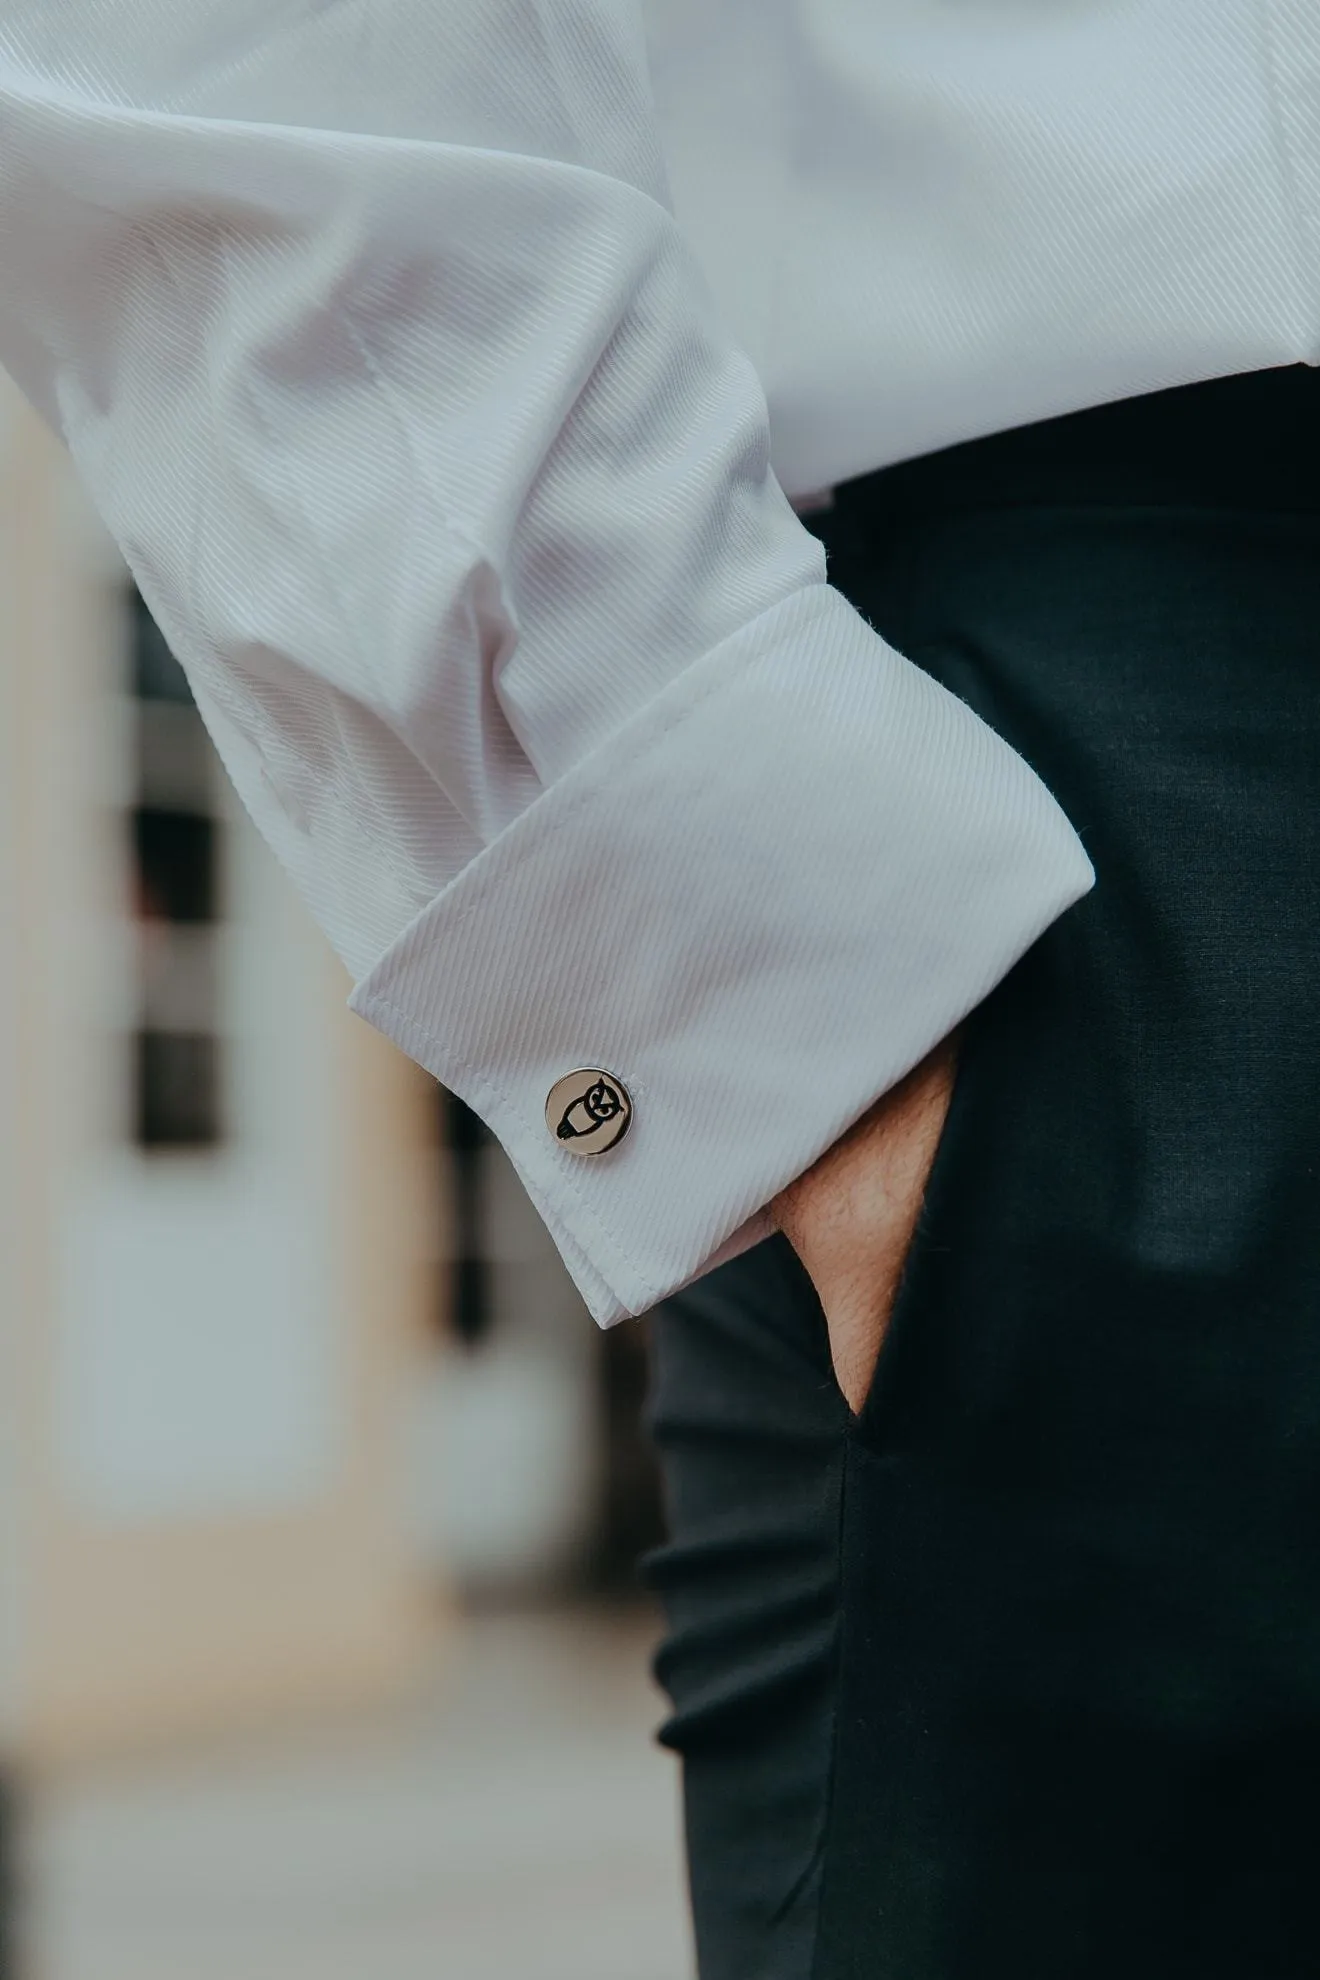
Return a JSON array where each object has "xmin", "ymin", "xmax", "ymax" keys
[
  {"xmin": 126, "ymin": 587, "xmax": 226, "ymax": 1150},
  {"xmin": 439, "ymin": 1087, "xmax": 494, "ymax": 1347},
  {"xmin": 133, "ymin": 1031, "xmax": 223, "ymax": 1149},
  {"xmin": 131, "ymin": 808, "xmax": 217, "ymax": 924}
]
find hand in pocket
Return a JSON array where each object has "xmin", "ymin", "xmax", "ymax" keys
[{"xmin": 769, "ymin": 1030, "xmax": 961, "ymax": 1415}]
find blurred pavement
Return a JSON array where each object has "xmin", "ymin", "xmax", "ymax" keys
[{"xmin": 28, "ymin": 1605, "xmax": 694, "ymax": 1980}]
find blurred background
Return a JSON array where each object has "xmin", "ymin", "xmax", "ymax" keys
[{"xmin": 0, "ymin": 375, "xmax": 693, "ymax": 1976}]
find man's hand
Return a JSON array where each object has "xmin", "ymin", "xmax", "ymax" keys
[{"xmin": 769, "ymin": 1031, "xmax": 961, "ymax": 1415}]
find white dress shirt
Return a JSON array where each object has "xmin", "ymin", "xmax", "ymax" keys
[{"xmin": 5, "ymin": 6, "xmax": 1304, "ymax": 1327}]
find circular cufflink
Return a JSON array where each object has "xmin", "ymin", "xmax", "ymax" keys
[{"xmin": 545, "ymin": 1068, "xmax": 633, "ymax": 1155}]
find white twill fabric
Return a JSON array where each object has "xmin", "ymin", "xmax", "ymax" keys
[{"xmin": 4, "ymin": 7, "xmax": 1311, "ymax": 1326}]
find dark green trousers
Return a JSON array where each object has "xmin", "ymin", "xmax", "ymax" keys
[{"xmin": 646, "ymin": 366, "xmax": 1320, "ymax": 1980}]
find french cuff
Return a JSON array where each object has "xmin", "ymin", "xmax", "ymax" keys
[{"xmin": 348, "ymin": 584, "xmax": 1094, "ymax": 1327}]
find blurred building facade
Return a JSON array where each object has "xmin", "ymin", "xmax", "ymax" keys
[
  {"xmin": 0, "ymin": 377, "xmax": 441, "ymax": 1763},
  {"xmin": 0, "ymin": 372, "xmax": 663, "ymax": 1772}
]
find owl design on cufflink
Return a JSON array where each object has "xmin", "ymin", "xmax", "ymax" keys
[{"xmin": 544, "ymin": 1069, "xmax": 633, "ymax": 1155}]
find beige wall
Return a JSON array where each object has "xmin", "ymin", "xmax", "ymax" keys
[{"xmin": 0, "ymin": 379, "xmax": 43, "ymax": 1746}]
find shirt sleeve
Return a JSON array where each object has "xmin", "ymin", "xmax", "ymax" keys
[{"xmin": 0, "ymin": 2, "xmax": 1093, "ymax": 1325}]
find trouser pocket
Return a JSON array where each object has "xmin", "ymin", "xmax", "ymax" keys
[{"xmin": 845, "ymin": 967, "xmax": 1006, "ymax": 1451}]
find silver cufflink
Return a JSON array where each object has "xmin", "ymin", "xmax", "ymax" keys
[{"xmin": 545, "ymin": 1068, "xmax": 633, "ymax": 1155}]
